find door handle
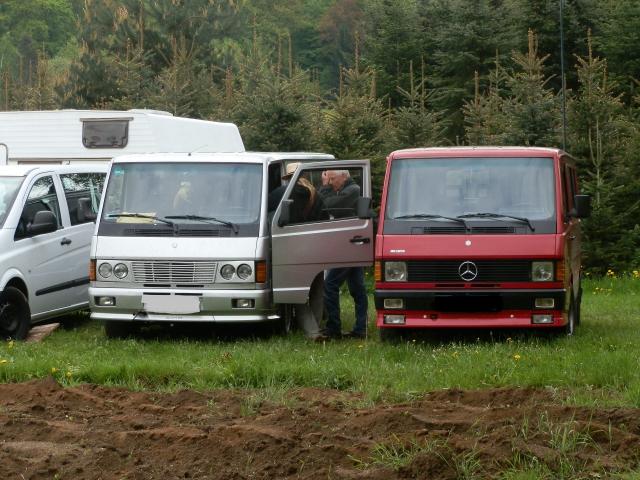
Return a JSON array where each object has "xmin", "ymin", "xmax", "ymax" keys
[
  {"xmin": 60, "ymin": 238, "xmax": 72, "ymax": 246},
  {"xmin": 350, "ymin": 236, "xmax": 370, "ymax": 245}
]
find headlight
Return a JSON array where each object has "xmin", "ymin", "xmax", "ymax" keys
[
  {"xmin": 113, "ymin": 263, "xmax": 129, "ymax": 279},
  {"xmin": 220, "ymin": 264, "xmax": 235, "ymax": 280},
  {"xmin": 385, "ymin": 261, "xmax": 407, "ymax": 282},
  {"xmin": 98, "ymin": 262, "xmax": 113, "ymax": 278},
  {"xmin": 237, "ymin": 264, "xmax": 252, "ymax": 280},
  {"xmin": 532, "ymin": 261, "xmax": 554, "ymax": 282}
]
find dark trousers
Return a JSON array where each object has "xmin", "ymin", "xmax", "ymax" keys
[{"xmin": 323, "ymin": 267, "xmax": 368, "ymax": 335}]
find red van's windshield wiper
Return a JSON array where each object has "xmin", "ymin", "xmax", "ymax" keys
[
  {"xmin": 393, "ymin": 213, "xmax": 468, "ymax": 230},
  {"xmin": 457, "ymin": 212, "xmax": 535, "ymax": 232},
  {"xmin": 165, "ymin": 215, "xmax": 239, "ymax": 234}
]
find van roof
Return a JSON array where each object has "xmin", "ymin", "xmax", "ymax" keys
[
  {"xmin": 0, "ymin": 164, "xmax": 108, "ymax": 177},
  {"xmin": 0, "ymin": 109, "xmax": 244, "ymax": 161},
  {"xmin": 390, "ymin": 146, "xmax": 563, "ymax": 159},
  {"xmin": 111, "ymin": 152, "xmax": 335, "ymax": 164}
]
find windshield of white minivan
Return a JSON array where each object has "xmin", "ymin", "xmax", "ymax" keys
[
  {"xmin": 0, "ymin": 177, "xmax": 25, "ymax": 227},
  {"xmin": 384, "ymin": 157, "xmax": 556, "ymax": 234},
  {"xmin": 99, "ymin": 163, "xmax": 262, "ymax": 237}
]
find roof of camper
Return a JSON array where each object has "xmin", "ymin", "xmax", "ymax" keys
[{"xmin": 0, "ymin": 109, "xmax": 245, "ymax": 160}]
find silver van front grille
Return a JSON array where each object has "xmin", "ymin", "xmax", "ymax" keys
[{"xmin": 131, "ymin": 261, "xmax": 218, "ymax": 285}]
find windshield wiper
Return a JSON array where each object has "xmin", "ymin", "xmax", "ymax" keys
[
  {"xmin": 165, "ymin": 215, "xmax": 239, "ymax": 234},
  {"xmin": 457, "ymin": 212, "xmax": 535, "ymax": 232},
  {"xmin": 393, "ymin": 213, "xmax": 469, "ymax": 230},
  {"xmin": 106, "ymin": 213, "xmax": 176, "ymax": 228}
]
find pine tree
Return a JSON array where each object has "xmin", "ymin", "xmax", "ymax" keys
[
  {"xmin": 392, "ymin": 59, "xmax": 448, "ymax": 148},
  {"xmin": 503, "ymin": 30, "xmax": 561, "ymax": 146},
  {"xmin": 568, "ymin": 32, "xmax": 639, "ymax": 271}
]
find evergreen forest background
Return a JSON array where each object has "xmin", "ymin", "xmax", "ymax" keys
[{"xmin": 1, "ymin": 0, "xmax": 639, "ymax": 273}]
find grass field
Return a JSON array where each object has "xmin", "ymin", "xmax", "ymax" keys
[{"xmin": 0, "ymin": 276, "xmax": 639, "ymax": 406}]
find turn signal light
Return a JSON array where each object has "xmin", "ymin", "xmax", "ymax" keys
[
  {"xmin": 556, "ymin": 261, "xmax": 565, "ymax": 282},
  {"xmin": 255, "ymin": 261, "xmax": 267, "ymax": 283},
  {"xmin": 374, "ymin": 261, "xmax": 382, "ymax": 282},
  {"xmin": 89, "ymin": 259, "xmax": 96, "ymax": 281}
]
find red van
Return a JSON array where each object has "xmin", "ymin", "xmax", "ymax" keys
[{"xmin": 374, "ymin": 147, "xmax": 591, "ymax": 339}]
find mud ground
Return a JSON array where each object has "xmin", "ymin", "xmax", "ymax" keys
[{"xmin": 1, "ymin": 378, "xmax": 639, "ymax": 479}]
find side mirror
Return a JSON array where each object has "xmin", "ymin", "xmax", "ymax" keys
[
  {"xmin": 77, "ymin": 197, "xmax": 97, "ymax": 222},
  {"xmin": 27, "ymin": 211, "xmax": 58, "ymax": 236},
  {"xmin": 356, "ymin": 197, "xmax": 373, "ymax": 219},
  {"xmin": 278, "ymin": 199, "xmax": 292, "ymax": 227},
  {"xmin": 574, "ymin": 194, "xmax": 591, "ymax": 219}
]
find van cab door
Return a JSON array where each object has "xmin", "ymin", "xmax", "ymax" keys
[{"xmin": 270, "ymin": 160, "xmax": 374, "ymax": 304}]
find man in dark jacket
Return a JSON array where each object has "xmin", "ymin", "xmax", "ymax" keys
[{"xmin": 320, "ymin": 170, "xmax": 368, "ymax": 339}]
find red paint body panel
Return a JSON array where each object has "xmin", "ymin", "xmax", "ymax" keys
[{"xmin": 375, "ymin": 147, "xmax": 583, "ymax": 331}]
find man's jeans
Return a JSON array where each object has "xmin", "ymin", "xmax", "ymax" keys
[{"xmin": 323, "ymin": 267, "xmax": 368, "ymax": 335}]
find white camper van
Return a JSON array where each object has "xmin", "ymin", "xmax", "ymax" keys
[
  {"xmin": 0, "ymin": 109, "xmax": 244, "ymax": 165},
  {"xmin": 89, "ymin": 152, "xmax": 374, "ymax": 337}
]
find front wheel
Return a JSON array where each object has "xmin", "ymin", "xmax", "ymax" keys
[
  {"xmin": 564, "ymin": 296, "xmax": 577, "ymax": 336},
  {"xmin": 104, "ymin": 321, "xmax": 138, "ymax": 339},
  {"xmin": 379, "ymin": 327, "xmax": 402, "ymax": 343},
  {"xmin": 0, "ymin": 287, "xmax": 31, "ymax": 340}
]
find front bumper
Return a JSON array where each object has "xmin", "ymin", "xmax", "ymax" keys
[
  {"xmin": 375, "ymin": 289, "xmax": 567, "ymax": 329},
  {"xmin": 89, "ymin": 286, "xmax": 278, "ymax": 323}
]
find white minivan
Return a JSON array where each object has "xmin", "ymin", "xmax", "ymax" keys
[
  {"xmin": 0, "ymin": 164, "xmax": 107, "ymax": 339},
  {"xmin": 89, "ymin": 152, "xmax": 374, "ymax": 337}
]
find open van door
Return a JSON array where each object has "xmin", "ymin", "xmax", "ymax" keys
[{"xmin": 271, "ymin": 160, "xmax": 374, "ymax": 304}]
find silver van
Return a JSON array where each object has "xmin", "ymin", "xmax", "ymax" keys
[
  {"xmin": 89, "ymin": 152, "xmax": 373, "ymax": 336},
  {"xmin": 0, "ymin": 164, "xmax": 107, "ymax": 339}
]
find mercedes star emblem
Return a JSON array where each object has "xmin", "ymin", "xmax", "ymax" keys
[{"xmin": 458, "ymin": 261, "xmax": 478, "ymax": 281}]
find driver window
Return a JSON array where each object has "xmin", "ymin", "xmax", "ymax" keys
[
  {"xmin": 284, "ymin": 166, "xmax": 365, "ymax": 224},
  {"xmin": 15, "ymin": 176, "xmax": 62, "ymax": 239}
]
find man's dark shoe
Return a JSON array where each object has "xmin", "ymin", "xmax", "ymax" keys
[
  {"xmin": 342, "ymin": 330, "xmax": 367, "ymax": 339},
  {"xmin": 320, "ymin": 328, "xmax": 342, "ymax": 339}
]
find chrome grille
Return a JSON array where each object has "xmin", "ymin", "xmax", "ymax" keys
[{"xmin": 131, "ymin": 261, "xmax": 217, "ymax": 285}]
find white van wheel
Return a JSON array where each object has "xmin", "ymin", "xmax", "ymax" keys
[
  {"xmin": 104, "ymin": 321, "xmax": 137, "ymax": 339},
  {"xmin": 0, "ymin": 287, "xmax": 31, "ymax": 340}
]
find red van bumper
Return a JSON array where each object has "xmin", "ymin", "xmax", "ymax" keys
[{"xmin": 374, "ymin": 288, "xmax": 567, "ymax": 329}]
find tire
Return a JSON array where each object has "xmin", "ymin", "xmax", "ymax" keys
[
  {"xmin": 0, "ymin": 286, "xmax": 31, "ymax": 340},
  {"xmin": 575, "ymin": 284, "xmax": 582, "ymax": 326},
  {"xmin": 104, "ymin": 321, "xmax": 138, "ymax": 339},
  {"xmin": 379, "ymin": 327, "xmax": 402, "ymax": 343},
  {"xmin": 564, "ymin": 296, "xmax": 576, "ymax": 336},
  {"xmin": 271, "ymin": 304, "xmax": 294, "ymax": 335}
]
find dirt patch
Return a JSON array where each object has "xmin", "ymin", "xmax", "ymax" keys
[{"xmin": 1, "ymin": 378, "xmax": 639, "ymax": 479}]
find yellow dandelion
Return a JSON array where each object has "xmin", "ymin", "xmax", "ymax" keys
[
  {"xmin": 51, "ymin": 367, "xmax": 58, "ymax": 374},
  {"xmin": 513, "ymin": 354, "xmax": 521, "ymax": 361},
  {"xmin": 66, "ymin": 371, "xmax": 72, "ymax": 378},
  {"xmin": 8, "ymin": 340, "xmax": 14, "ymax": 349},
  {"xmin": 358, "ymin": 344, "xmax": 364, "ymax": 349},
  {"xmin": 0, "ymin": 359, "xmax": 7, "ymax": 364}
]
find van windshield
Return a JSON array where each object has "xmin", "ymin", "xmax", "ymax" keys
[
  {"xmin": 100, "ymin": 162, "xmax": 262, "ymax": 237},
  {"xmin": 0, "ymin": 176, "xmax": 25, "ymax": 227},
  {"xmin": 384, "ymin": 157, "xmax": 556, "ymax": 234}
]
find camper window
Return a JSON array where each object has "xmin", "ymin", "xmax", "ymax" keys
[{"xmin": 82, "ymin": 120, "xmax": 129, "ymax": 148}]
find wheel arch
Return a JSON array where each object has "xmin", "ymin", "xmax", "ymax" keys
[{"xmin": 1, "ymin": 271, "xmax": 29, "ymax": 301}]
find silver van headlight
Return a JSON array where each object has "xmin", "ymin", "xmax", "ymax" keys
[
  {"xmin": 113, "ymin": 263, "xmax": 129, "ymax": 279},
  {"xmin": 98, "ymin": 262, "xmax": 113, "ymax": 278}
]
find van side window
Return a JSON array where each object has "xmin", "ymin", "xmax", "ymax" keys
[
  {"xmin": 60, "ymin": 173, "xmax": 106, "ymax": 225},
  {"xmin": 15, "ymin": 176, "xmax": 61, "ymax": 239},
  {"xmin": 561, "ymin": 164, "xmax": 575, "ymax": 217},
  {"xmin": 284, "ymin": 166, "xmax": 365, "ymax": 224}
]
